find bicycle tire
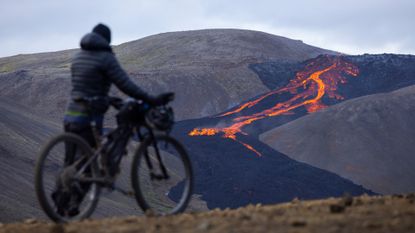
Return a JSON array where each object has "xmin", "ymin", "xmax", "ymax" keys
[
  {"xmin": 34, "ymin": 133, "xmax": 101, "ymax": 222},
  {"xmin": 131, "ymin": 134, "xmax": 193, "ymax": 215}
]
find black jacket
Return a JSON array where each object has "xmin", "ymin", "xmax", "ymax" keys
[{"xmin": 67, "ymin": 32, "xmax": 149, "ymax": 115}]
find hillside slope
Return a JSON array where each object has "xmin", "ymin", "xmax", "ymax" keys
[
  {"xmin": 0, "ymin": 29, "xmax": 336, "ymax": 121},
  {"xmin": 0, "ymin": 94, "xmax": 372, "ymax": 223},
  {"xmin": 260, "ymin": 85, "xmax": 415, "ymax": 194},
  {"xmin": 3, "ymin": 52, "xmax": 415, "ymax": 221},
  {"xmin": 2, "ymin": 194, "xmax": 414, "ymax": 233}
]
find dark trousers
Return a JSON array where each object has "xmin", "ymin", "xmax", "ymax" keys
[
  {"xmin": 64, "ymin": 122, "xmax": 96, "ymax": 146},
  {"xmin": 61, "ymin": 122, "xmax": 97, "ymax": 202}
]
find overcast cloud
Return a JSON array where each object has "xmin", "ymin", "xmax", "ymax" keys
[{"xmin": 1, "ymin": 0, "xmax": 414, "ymax": 57}]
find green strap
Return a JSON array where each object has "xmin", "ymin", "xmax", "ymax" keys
[{"xmin": 65, "ymin": 110, "xmax": 88, "ymax": 117}]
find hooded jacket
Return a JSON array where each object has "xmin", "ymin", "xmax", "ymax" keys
[
  {"xmin": 66, "ymin": 32, "xmax": 150, "ymax": 119},
  {"xmin": 71, "ymin": 33, "xmax": 148, "ymax": 100}
]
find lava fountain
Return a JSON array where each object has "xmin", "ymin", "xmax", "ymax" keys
[{"xmin": 189, "ymin": 55, "xmax": 359, "ymax": 156}]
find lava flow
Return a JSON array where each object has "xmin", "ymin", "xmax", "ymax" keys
[{"xmin": 189, "ymin": 56, "xmax": 359, "ymax": 156}]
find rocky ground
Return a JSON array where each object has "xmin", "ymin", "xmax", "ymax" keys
[{"xmin": 1, "ymin": 193, "xmax": 414, "ymax": 233}]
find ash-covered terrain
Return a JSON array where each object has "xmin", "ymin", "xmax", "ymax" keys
[{"xmin": 1, "ymin": 29, "xmax": 415, "ymax": 223}]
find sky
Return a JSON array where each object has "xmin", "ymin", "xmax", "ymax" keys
[{"xmin": 1, "ymin": 0, "xmax": 414, "ymax": 58}]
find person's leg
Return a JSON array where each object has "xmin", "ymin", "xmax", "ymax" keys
[
  {"xmin": 64, "ymin": 122, "xmax": 96, "ymax": 148},
  {"xmin": 52, "ymin": 122, "xmax": 84, "ymax": 215},
  {"xmin": 60, "ymin": 122, "xmax": 96, "ymax": 216}
]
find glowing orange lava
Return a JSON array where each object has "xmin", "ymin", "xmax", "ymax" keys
[{"xmin": 189, "ymin": 56, "xmax": 359, "ymax": 156}]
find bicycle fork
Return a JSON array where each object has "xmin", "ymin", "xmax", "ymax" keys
[{"xmin": 141, "ymin": 131, "xmax": 169, "ymax": 181}]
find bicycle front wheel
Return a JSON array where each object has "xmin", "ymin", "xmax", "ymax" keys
[
  {"xmin": 34, "ymin": 133, "xmax": 101, "ymax": 222},
  {"xmin": 131, "ymin": 134, "xmax": 193, "ymax": 215}
]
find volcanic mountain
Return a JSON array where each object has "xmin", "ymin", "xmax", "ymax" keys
[
  {"xmin": 0, "ymin": 29, "xmax": 336, "ymax": 121},
  {"xmin": 1, "ymin": 29, "xmax": 414, "ymax": 223},
  {"xmin": 172, "ymin": 54, "xmax": 415, "ymax": 208},
  {"xmin": 0, "ymin": 29, "xmax": 344, "ymax": 222}
]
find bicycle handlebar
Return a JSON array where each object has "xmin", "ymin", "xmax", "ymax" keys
[
  {"xmin": 108, "ymin": 93, "xmax": 175, "ymax": 110},
  {"xmin": 108, "ymin": 97, "xmax": 124, "ymax": 110}
]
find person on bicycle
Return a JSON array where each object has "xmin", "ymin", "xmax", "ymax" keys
[{"xmin": 53, "ymin": 23, "xmax": 168, "ymax": 216}]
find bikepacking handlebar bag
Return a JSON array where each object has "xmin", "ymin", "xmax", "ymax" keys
[{"xmin": 116, "ymin": 101, "xmax": 148, "ymax": 125}]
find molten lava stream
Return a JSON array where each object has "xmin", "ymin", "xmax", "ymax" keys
[{"xmin": 189, "ymin": 56, "xmax": 359, "ymax": 156}]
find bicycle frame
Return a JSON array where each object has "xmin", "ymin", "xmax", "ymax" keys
[{"xmin": 71, "ymin": 121, "xmax": 168, "ymax": 185}]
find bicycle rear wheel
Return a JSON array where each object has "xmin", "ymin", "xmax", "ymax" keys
[
  {"xmin": 34, "ymin": 133, "xmax": 100, "ymax": 222},
  {"xmin": 131, "ymin": 134, "xmax": 193, "ymax": 215}
]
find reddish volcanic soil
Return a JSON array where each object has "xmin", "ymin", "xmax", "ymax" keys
[{"xmin": 1, "ymin": 193, "xmax": 414, "ymax": 233}]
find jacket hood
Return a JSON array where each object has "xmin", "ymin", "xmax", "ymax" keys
[{"xmin": 80, "ymin": 32, "xmax": 112, "ymax": 52}]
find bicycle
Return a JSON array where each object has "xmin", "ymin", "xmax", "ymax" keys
[{"xmin": 34, "ymin": 94, "xmax": 193, "ymax": 222}]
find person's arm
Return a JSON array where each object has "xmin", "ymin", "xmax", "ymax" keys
[{"xmin": 103, "ymin": 53, "xmax": 151, "ymax": 101}]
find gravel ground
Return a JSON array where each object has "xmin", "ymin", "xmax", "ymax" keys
[{"xmin": 1, "ymin": 193, "xmax": 414, "ymax": 233}]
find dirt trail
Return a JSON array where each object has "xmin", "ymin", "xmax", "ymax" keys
[{"xmin": 1, "ymin": 193, "xmax": 414, "ymax": 233}]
